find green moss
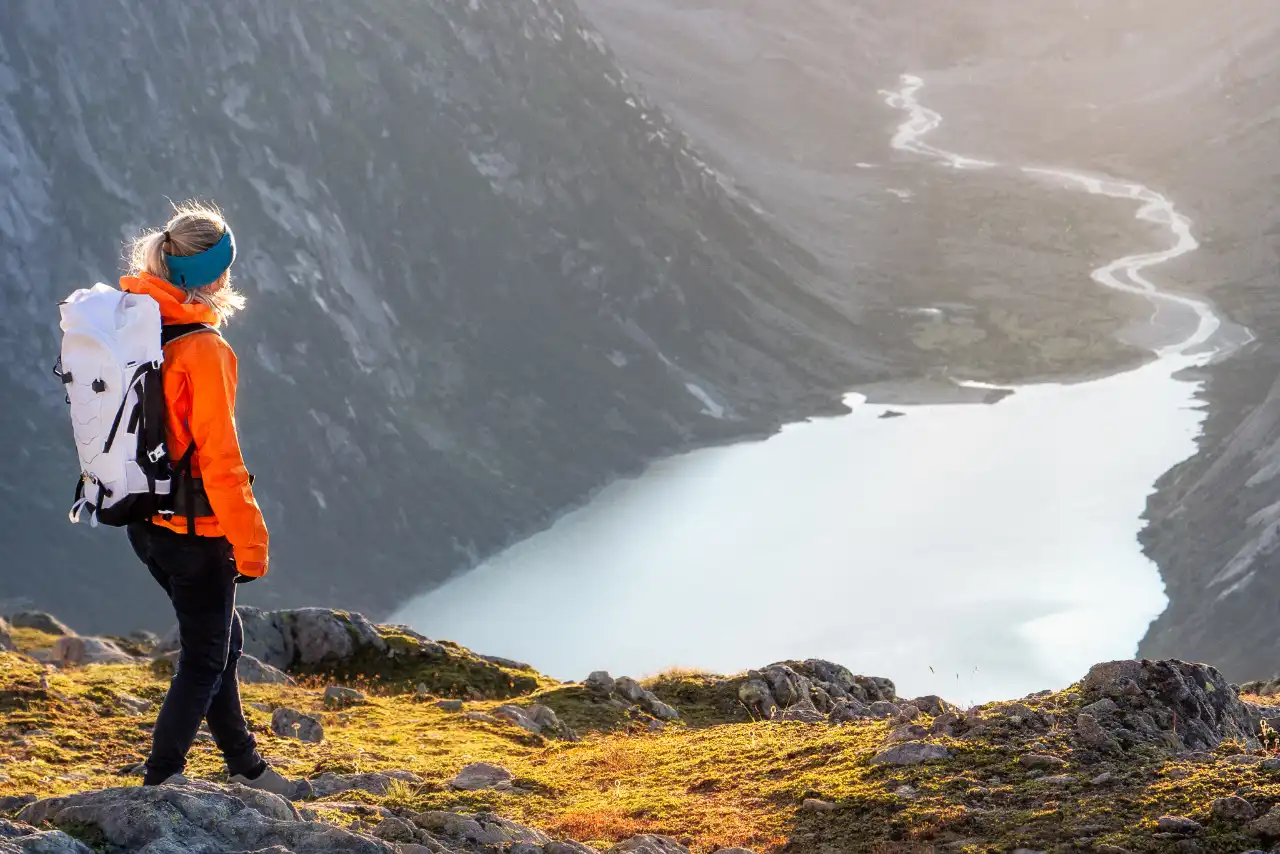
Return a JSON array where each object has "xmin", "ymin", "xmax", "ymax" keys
[
  {"xmin": 529, "ymin": 685, "xmax": 633, "ymax": 733},
  {"xmin": 59, "ymin": 821, "xmax": 109, "ymax": 851},
  {"xmin": 644, "ymin": 673, "xmax": 754, "ymax": 727},
  {"xmin": 291, "ymin": 627, "xmax": 546, "ymax": 700}
]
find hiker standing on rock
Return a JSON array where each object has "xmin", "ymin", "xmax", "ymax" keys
[{"xmin": 113, "ymin": 203, "xmax": 290, "ymax": 793}]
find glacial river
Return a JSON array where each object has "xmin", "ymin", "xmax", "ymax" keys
[{"xmin": 394, "ymin": 74, "xmax": 1237, "ymax": 703}]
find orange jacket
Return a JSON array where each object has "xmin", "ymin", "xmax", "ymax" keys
[{"xmin": 120, "ymin": 273, "xmax": 270, "ymax": 574}]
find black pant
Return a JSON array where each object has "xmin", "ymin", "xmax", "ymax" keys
[{"xmin": 128, "ymin": 523, "xmax": 265, "ymax": 785}]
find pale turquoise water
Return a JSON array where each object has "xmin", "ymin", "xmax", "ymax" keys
[{"xmin": 393, "ymin": 74, "xmax": 1233, "ymax": 703}]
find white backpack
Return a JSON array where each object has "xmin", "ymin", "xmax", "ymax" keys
[{"xmin": 55, "ymin": 284, "xmax": 212, "ymax": 528}]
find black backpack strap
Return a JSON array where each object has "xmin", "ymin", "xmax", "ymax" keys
[
  {"xmin": 159, "ymin": 323, "xmax": 221, "ymax": 538},
  {"xmin": 172, "ymin": 444, "xmax": 200, "ymax": 538},
  {"xmin": 161, "ymin": 323, "xmax": 221, "ymax": 347}
]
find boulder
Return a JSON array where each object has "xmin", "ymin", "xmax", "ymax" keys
[
  {"xmin": 585, "ymin": 671, "xmax": 616, "ymax": 696},
  {"xmin": 868, "ymin": 701, "xmax": 901, "ymax": 719},
  {"xmin": 0, "ymin": 795, "xmax": 37, "ymax": 814},
  {"xmin": 235, "ymin": 607, "xmax": 294, "ymax": 669},
  {"xmin": 493, "ymin": 704, "xmax": 574, "ymax": 739},
  {"xmin": 1020, "ymin": 754, "xmax": 1067, "ymax": 770},
  {"xmin": 640, "ymin": 695, "xmax": 680, "ymax": 722},
  {"xmin": 1080, "ymin": 660, "xmax": 1262, "ymax": 751},
  {"xmin": 307, "ymin": 771, "xmax": 423, "ymax": 799},
  {"xmin": 435, "ymin": 699, "xmax": 464, "ymax": 712},
  {"xmin": 910, "ymin": 695, "xmax": 948, "ymax": 716},
  {"xmin": 372, "ymin": 816, "xmax": 418, "ymax": 843},
  {"xmin": 775, "ymin": 702, "xmax": 826, "ymax": 723},
  {"xmin": 0, "ymin": 818, "xmax": 93, "ymax": 853},
  {"xmin": 9, "ymin": 612, "xmax": 73, "ymax": 636},
  {"xmin": 51, "ymin": 636, "xmax": 134, "ymax": 667},
  {"xmin": 239, "ymin": 654, "xmax": 296, "ymax": 686},
  {"xmin": 448, "ymin": 763, "xmax": 514, "ymax": 791},
  {"xmin": 871, "ymin": 741, "xmax": 951, "ymax": 766},
  {"xmin": 271, "ymin": 708, "xmax": 325, "ymax": 743},
  {"xmin": 829, "ymin": 699, "xmax": 872, "ymax": 724},
  {"xmin": 412, "ymin": 811, "xmax": 550, "ymax": 847},
  {"xmin": 324, "ymin": 685, "xmax": 367, "ymax": 709},
  {"xmin": 1075, "ymin": 713, "xmax": 1116, "ymax": 751},
  {"xmin": 1250, "ymin": 805, "xmax": 1280, "ymax": 839},
  {"xmin": 930, "ymin": 712, "xmax": 961, "ymax": 737},
  {"xmin": 608, "ymin": 836, "xmax": 690, "ymax": 854},
  {"xmin": 17, "ymin": 782, "xmax": 400, "ymax": 853},
  {"xmin": 885, "ymin": 724, "xmax": 928, "ymax": 744},
  {"xmin": 1155, "ymin": 815, "xmax": 1203, "ymax": 835},
  {"xmin": 1209, "ymin": 795, "xmax": 1255, "ymax": 823},
  {"xmin": 614, "ymin": 677, "xmax": 645, "ymax": 703}
]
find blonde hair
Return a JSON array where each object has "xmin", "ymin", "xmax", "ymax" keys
[{"xmin": 130, "ymin": 201, "xmax": 246, "ymax": 320}]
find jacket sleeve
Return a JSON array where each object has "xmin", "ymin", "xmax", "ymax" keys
[{"xmin": 186, "ymin": 333, "xmax": 270, "ymax": 570}]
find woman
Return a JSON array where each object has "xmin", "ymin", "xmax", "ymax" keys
[{"xmin": 121, "ymin": 202, "xmax": 290, "ymax": 795}]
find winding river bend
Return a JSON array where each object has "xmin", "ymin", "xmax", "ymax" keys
[{"xmin": 396, "ymin": 76, "xmax": 1235, "ymax": 703}]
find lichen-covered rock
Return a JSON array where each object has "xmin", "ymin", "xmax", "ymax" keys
[
  {"xmin": 307, "ymin": 771, "xmax": 423, "ymax": 799},
  {"xmin": 18, "ymin": 782, "xmax": 398, "ymax": 853},
  {"xmin": 272, "ymin": 707, "xmax": 325, "ymax": 743},
  {"xmin": 608, "ymin": 836, "xmax": 691, "ymax": 854},
  {"xmin": 871, "ymin": 741, "xmax": 951, "ymax": 766},
  {"xmin": 1080, "ymin": 660, "xmax": 1261, "ymax": 750},
  {"xmin": 412, "ymin": 811, "xmax": 550, "ymax": 848},
  {"xmin": 372, "ymin": 816, "xmax": 419, "ymax": 843},
  {"xmin": 0, "ymin": 818, "xmax": 93, "ymax": 853},
  {"xmin": 8, "ymin": 613, "xmax": 73, "ymax": 637}
]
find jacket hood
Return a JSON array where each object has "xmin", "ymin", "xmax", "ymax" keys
[{"xmin": 120, "ymin": 272, "xmax": 221, "ymax": 327}]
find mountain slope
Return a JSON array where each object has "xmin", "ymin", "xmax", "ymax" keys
[{"xmin": 0, "ymin": 0, "xmax": 894, "ymax": 632}]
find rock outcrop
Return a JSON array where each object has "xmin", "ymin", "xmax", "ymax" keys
[
  {"xmin": 736, "ymin": 660, "xmax": 896, "ymax": 722},
  {"xmin": 160, "ymin": 608, "xmax": 543, "ymax": 698},
  {"xmin": 1077, "ymin": 659, "xmax": 1261, "ymax": 751}
]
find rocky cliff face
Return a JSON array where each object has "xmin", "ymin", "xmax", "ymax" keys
[{"xmin": 0, "ymin": 0, "xmax": 895, "ymax": 631}]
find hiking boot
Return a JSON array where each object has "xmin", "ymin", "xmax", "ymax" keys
[{"xmin": 229, "ymin": 766, "xmax": 297, "ymax": 799}]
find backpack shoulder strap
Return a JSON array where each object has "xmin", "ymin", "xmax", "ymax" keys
[{"xmin": 161, "ymin": 323, "xmax": 221, "ymax": 348}]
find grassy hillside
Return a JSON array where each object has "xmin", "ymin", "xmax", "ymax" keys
[{"xmin": 5, "ymin": 622, "xmax": 1280, "ymax": 853}]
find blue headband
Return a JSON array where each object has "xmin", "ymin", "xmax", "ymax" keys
[{"xmin": 164, "ymin": 228, "xmax": 236, "ymax": 289}]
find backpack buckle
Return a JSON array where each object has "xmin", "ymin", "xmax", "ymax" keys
[{"xmin": 147, "ymin": 444, "xmax": 167, "ymax": 464}]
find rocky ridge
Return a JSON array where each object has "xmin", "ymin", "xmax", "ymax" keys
[{"xmin": 7, "ymin": 609, "xmax": 1280, "ymax": 852}]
